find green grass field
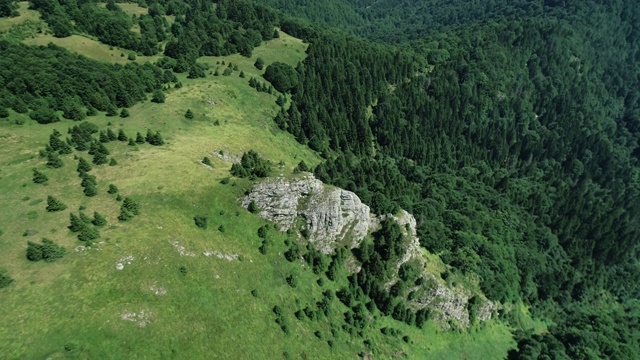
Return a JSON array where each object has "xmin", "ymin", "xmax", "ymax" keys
[{"xmin": 0, "ymin": 29, "xmax": 515, "ymax": 359}]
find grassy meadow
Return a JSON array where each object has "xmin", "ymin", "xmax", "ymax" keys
[{"xmin": 0, "ymin": 24, "xmax": 515, "ymax": 359}]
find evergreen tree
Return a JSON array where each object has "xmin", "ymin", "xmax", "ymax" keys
[
  {"xmin": 99, "ymin": 131, "xmax": 110, "ymax": 143},
  {"xmin": 26, "ymin": 241, "xmax": 43, "ymax": 261},
  {"xmin": 185, "ymin": 109, "xmax": 194, "ymax": 119},
  {"xmin": 68, "ymin": 213, "xmax": 83, "ymax": 232},
  {"xmin": 117, "ymin": 129, "xmax": 128, "ymax": 141},
  {"xmin": 109, "ymin": 158, "xmax": 117, "ymax": 166},
  {"xmin": 120, "ymin": 108, "xmax": 130, "ymax": 118},
  {"xmin": 106, "ymin": 128, "xmax": 117, "ymax": 141},
  {"xmin": 0, "ymin": 270, "xmax": 13, "ymax": 289},
  {"xmin": 46, "ymin": 196, "xmax": 67, "ymax": 212},
  {"xmin": 32, "ymin": 169, "xmax": 48, "ymax": 184},
  {"xmin": 83, "ymin": 182, "xmax": 97, "ymax": 197},
  {"xmin": 254, "ymin": 57, "xmax": 264, "ymax": 70},
  {"xmin": 107, "ymin": 184, "xmax": 118, "ymax": 194},
  {"xmin": 77, "ymin": 224, "xmax": 99, "ymax": 243},
  {"xmin": 77, "ymin": 157, "xmax": 91, "ymax": 173},
  {"xmin": 92, "ymin": 151, "xmax": 108, "ymax": 165},
  {"xmin": 128, "ymin": 138, "xmax": 136, "ymax": 146},
  {"xmin": 46, "ymin": 152, "xmax": 63, "ymax": 168},
  {"xmin": 151, "ymin": 90, "xmax": 165, "ymax": 103},
  {"xmin": 92, "ymin": 212, "xmax": 107, "ymax": 226},
  {"xmin": 135, "ymin": 132, "xmax": 145, "ymax": 144}
]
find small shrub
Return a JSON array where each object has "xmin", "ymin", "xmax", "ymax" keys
[
  {"xmin": 218, "ymin": 224, "xmax": 225, "ymax": 233},
  {"xmin": 120, "ymin": 108, "xmax": 130, "ymax": 118},
  {"xmin": 107, "ymin": 184, "xmax": 118, "ymax": 194},
  {"xmin": 92, "ymin": 212, "xmax": 107, "ymax": 226},
  {"xmin": 179, "ymin": 265, "xmax": 187, "ymax": 276},
  {"xmin": 109, "ymin": 158, "xmax": 117, "ymax": 166},
  {"xmin": 46, "ymin": 196, "xmax": 67, "ymax": 212},
  {"xmin": 202, "ymin": 157, "xmax": 212, "ymax": 166},
  {"xmin": 254, "ymin": 57, "xmax": 264, "ymax": 70},
  {"xmin": 0, "ymin": 270, "xmax": 13, "ymax": 289},
  {"xmin": 185, "ymin": 109, "xmax": 194, "ymax": 119},
  {"xmin": 83, "ymin": 183, "xmax": 97, "ymax": 197},
  {"xmin": 248, "ymin": 200, "xmax": 259, "ymax": 213},
  {"xmin": 32, "ymin": 169, "xmax": 48, "ymax": 184},
  {"xmin": 194, "ymin": 215, "xmax": 208, "ymax": 229},
  {"xmin": 151, "ymin": 90, "xmax": 165, "ymax": 103}
]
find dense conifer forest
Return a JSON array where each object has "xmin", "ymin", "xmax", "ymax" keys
[{"xmin": 1, "ymin": 0, "xmax": 639, "ymax": 358}]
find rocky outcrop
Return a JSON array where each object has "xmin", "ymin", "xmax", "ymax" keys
[
  {"xmin": 241, "ymin": 174, "xmax": 497, "ymax": 327},
  {"xmin": 241, "ymin": 175, "xmax": 374, "ymax": 253}
]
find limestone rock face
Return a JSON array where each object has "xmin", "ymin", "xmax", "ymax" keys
[
  {"xmin": 241, "ymin": 174, "xmax": 498, "ymax": 327},
  {"xmin": 241, "ymin": 175, "xmax": 374, "ymax": 253}
]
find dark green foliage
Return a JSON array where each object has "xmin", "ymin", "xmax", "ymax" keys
[
  {"xmin": 92, "ymin": 212, "xmax": 106, "ymax": 227},
  {"xmin": 99, "ymin": 131, "xmax": 110, "ymax": 143},
  {"xmin": 0, "ymin": 42, "xmax": 169, "ymax": 116},
  {"xmin": 294, "ymin": 160, "xmax": 309, "ymax": 173},
  {"xmin": 26, "ymin": 238, "xmax": 66, "ymax": 262},
  {"xmin": 109, "ymin": 158, "xmax": 117, "ymax": 166},
  {"xmin": 107, "ymin": 184, "xmax": 118, "ymax": 194},
  {"xmin": 45, "ymin": 196, "xmax": 67, "ymax": 212},
  {"xmin": 263, "ymin": 62, "xmax": 298, "ymax": 93},
  {"xmin": 0, "ymin": 107, "xmax": 9, "ymax": 118},
  {"xmin": 119, "ymin": 108, "xmax": 130, "ymax": 118},
  {"xmin": 151, "ymin": 90, "xmax": 165, "ymax": 103},
  {"xmin": 83, "ymin": 182, "xmax": 97, "ymax": 197},
  {"xmin": 230, "ymin": 150, "xmax": 272, "ymax": 178},
  {"xmin": 32, "ymin": 169, "xmax": 48, "ymax": 184},
  {"xmin": 0, "ymin": 270, "xmax": 13, "ymax": 289},
  {"xmin": 185, "ymin": 109, "xmax": 194, "ymax": 119},
  {"xmin": 179, "ymin": 265, "xmax": 188, "ymax": 276},
  {"xmin": 286, "ymin": 274, "xmax": 297, "ymax": 288},
  {"xmin": 128, "ymin": 138, "xmax": 136, "ymax": 146},
  {"xmin": 46, "ymin": 152, "xmax": 63, "ymax": 168},
  {"xmin": 202, "ymin": 157, "xmax": 212, "ymax": 166},
  {"xmin": 194, "ymin": 216, "xmax": 208, "ymax": 229},
  {"xmin": 257, "ymin": 225, "xmax": 268, "ymax": 239},
  {"xmin": 145, "ymin": 129, "xmax": 164, "ymax": 145},
  {"xmin": 239, "ymin": 71, "xmax": 245, "ymax": 78},
  {"xmin": 77, "ymin": 224, "xmax": 99, "ymax": 243},
  {"xmin": 92, "ymin": 151, "xmax": 108, "ymax": 165},
  {"xmin": 254, "ymin": 57, "xmax": 264, "ymax": 70},
  {"xmin": 218, "ymin": 224, "xmax": 225, "ymax": 233},
  {"xmin": 222, "ymin": 67, "xmax": 232, "ymax": 76},
  {"xmin": 77, "ymin": 158, "xmax": 91, "ymax": 173},
  {"xmin": 68, "ymin": 213, "xmax": 83, "ymax": 232},
  {"xmin": 106, "ymin": 128, "xmax": 117, "ymax": 141},
  {"xmin": 135, "ymin": 132, "xmax": 145, "ymax": 144},
  {"xmin": 119, "ymin": 197, "xmax": 140, "ymax": 221},
  {"xmin": 117, "ymin": 129, "xmax": 128, "ymax": 141}
]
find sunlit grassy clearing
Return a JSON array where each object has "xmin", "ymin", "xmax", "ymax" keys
[{"xmin": 0, "ymin": 2, "xmax": 40, "ymax": 32}]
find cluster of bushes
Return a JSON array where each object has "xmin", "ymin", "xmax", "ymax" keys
[
  {"xmin": 230, "ymin": 150, "xmax": 272, "ymax": 179},
  {"xmin": 69, "ymin": 211, "xmax": 104, "ymax": 244},
  {"xmin": 118, "ymin": 197, "xmax": 140, "ymax": 221},
  {"xmin": 0, "ymin": 270, "xmax": 13, "ymax": 289},
  {"xmin": 26, "ymin": 238, "xmax": 66, "ymax": 262},
  {"xmin": 248, "ymin": 77, "xmax": 275, "ymax": 94}
]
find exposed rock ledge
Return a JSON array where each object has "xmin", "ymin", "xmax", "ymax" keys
[
  {"xmin": 241, "ymin": 174, "xmax": 497, "ymax": 328},
  {"xmin": 241, "ymin": 175, "xmax": 374, "ymax": 253}
]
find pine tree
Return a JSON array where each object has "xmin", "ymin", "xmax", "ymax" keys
[
  {"xmin": 79, "ymin": 211, "xmax": 92, "ymax": 224},
  {"xmin": 26, "ymin": 241, "xmax": 43, "ymax": 261},
  {"xmin": 135, "ymin": 132, "xmax": 145, "ymax": 144},
  {"xmin": 92, "ymin": 212, "xmax": 107, "ymax": 226},
  {"xmin": 68, "ymin": 213, "xmax": 83, "ymax": 232},
  {"xmin": 83, "ymin": 182, "xmax": 97, "ymax": 197},
  {"xmin": 151, "ymin": 90, "xmax": 165, "ymax": 103},
  {"xmin": 185, "ymin": 109, "xmax": 194, "ymax": 119},
  {"xmin": 46, "ymin": 152, "xmax": 63, "ymax": 168},
  {"xmin": 119, "ymin": 108, "xmax": 130, "ymax": 118},
  {"xmin": 106, "ymin": 128, "xmax": 117, "ymax": 141},
  {"xmin": 107, "ymin": 184, "xmax": 118, "ymax": 194},
  {"xmin": 32, "ymin": 169, "xmax": 48, "ymax": 184},
  {"xmin": 40, "ymin": 238, "xmax": 66, "ymax": 262},
  {"xmin": 122, "ymin": 197, "xmax": 140, "ymax": 215},
  {"xmin": 118, "ymin": 129, "xmax": 128, "ymax": 141},
  {"xmin": 128, "ymin": 138, "xmax": 136, "ymax": 146},
  {"xmin": 46, "ymin": 196, "xmax": 67, "ymax": 212},
  {"xmin": 92, "ymin": 152, "xmax": 108, "ymax": 165},
  {"xmin": 254, "ymin": 57, "xmax": 264, "ymax": 70},
  {"xmin": 99, "ymin": 131, "xmax": 110, "ymax": 143},
  {"xmin": 77, "ymin": 225, "xmax": 99, "ymax": 243},
  {"xmin": 77, "ymin": 157, "xmax": 92, "ymax": 173}
]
